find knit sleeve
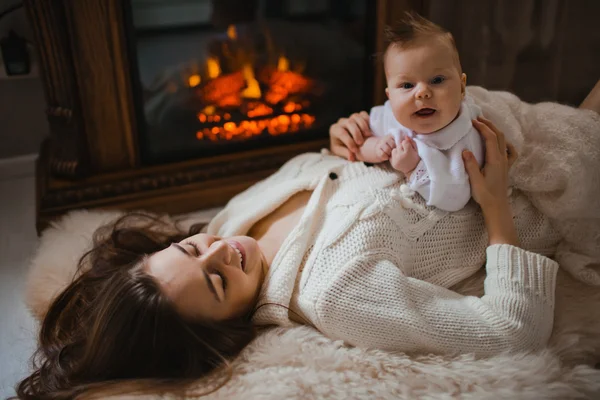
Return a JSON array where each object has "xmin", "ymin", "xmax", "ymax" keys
[{"xmin": 314, "ymin": 244, "xmax": 558, "ymax": 356}]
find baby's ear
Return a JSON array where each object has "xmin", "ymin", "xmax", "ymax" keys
[
  {"xmin": 461, "ymin": 73, "xmax": 467, "ymax": 97},
  {"xmin": 385, "ymin": 87, "xmax": 390, "ymax": 99}
]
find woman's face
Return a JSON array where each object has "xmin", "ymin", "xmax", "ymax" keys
[{"xmin": 145, "ymin": 234, "xmax": 267, "ymax": 322}]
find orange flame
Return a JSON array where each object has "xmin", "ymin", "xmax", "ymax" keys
[
  {"xmin": 207, "ymin": 57, "xmax": 221, "ymax": 79},
  {"xmin": 277, "ymin": 56, "xmax": 289, "ymax": 72},
  {"xmin": 188, "ymin": 74, "xmax": 201, "ymax": 87},
  {"xmin": 227, "ymin": 25, "xmax": 237, "ymax": 40},
  {"xmin": 241, "ymin": 64, "xmax": 261, "ymax": 99}
]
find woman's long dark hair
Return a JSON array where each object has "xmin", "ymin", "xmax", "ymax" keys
[{"xmin": 14, "ymin": 213, "xmax": 256, "ymax": 399}]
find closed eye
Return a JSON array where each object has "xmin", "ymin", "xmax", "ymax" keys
[
  {"xmin": 184, "ymin": 241, "xmax": 201, "ymax": 256},
  {"xmin": 214, "ymin": 270, "xmax": 227, "ymax": 291}
]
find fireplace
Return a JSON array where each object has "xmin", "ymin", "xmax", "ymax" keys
[
  {"xmin": 26, "ymin": 0, "xmax": 598, "ymax": 232},
  {"xmin": 128, "ymin": 4, "xmax": 371, "ymax": 164}
]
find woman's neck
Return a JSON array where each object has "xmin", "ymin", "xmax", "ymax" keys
[{"xmin": 248, "ymin": 190, "xmax": 313, "ymax": 266}]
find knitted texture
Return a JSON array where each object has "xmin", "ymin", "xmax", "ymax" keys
[{"xmin": 209, "ymin": 152, "xmax": 560, "ymax": 356}]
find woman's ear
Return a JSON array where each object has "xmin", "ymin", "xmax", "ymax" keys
[{"xmin": 461, "ymin": 73, "xmax": 467, "ymax": 98}]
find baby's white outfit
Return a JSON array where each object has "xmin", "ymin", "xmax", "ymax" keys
[{"xmin": 369, "ymin": 96, "xmax": 484, "ymax": 211}]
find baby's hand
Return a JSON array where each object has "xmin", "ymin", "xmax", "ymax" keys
[
  {"xmin": 375, "ymin": 135, "xmax": 396, "ymax": 161},
  {"xmin": 390, "ymin": 137, "xmax": 420, "ymax": 175}
]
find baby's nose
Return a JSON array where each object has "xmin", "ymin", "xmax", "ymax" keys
[{"xmin": 416, "ymin": 89, "xmax": 430, "ymax": 99}]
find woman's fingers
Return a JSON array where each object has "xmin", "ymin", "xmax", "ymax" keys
[
  {"xmin": 330, "ymin": 120, "xmax": 358, "ymax": 154},
  {"xmin": 355, "ymin": 112, "xmax": 373, "ymax": 140},
  {"xmin": 347, "ymin": 112, "xmax": 372, "ymax": 145},
  {"xmin": 473, "ymin": 119, "xmax": 500, "ymax": 163},
  {"xmin": 333, "ymin": 144, "xmax": 355, "ymax": 161},
  {"xmin": 343, "ymin": 118, "xmax": 365, "ymax": 147},
  {"xmin": 462, "ymin": 150, "xmax": 484, "ymax": 191},
  {"xmin": 479, "ymin": 117, "xmax": 506, "ymax": 159}
]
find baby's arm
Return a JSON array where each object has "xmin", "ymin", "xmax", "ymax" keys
[{"xmin": 355, "ymin": 135, "xmax": 396, "ymax": 163}]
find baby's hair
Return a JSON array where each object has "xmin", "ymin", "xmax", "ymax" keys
[{"xmin": 382, "ymin": 12, "xmax": 462, "ymax": 73}]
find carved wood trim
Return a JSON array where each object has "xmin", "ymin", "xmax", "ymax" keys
[
  {"xmin": 23, "ymin": 0, "xmax": 90, "ymax": 178},
  {"xmin": 62, "ymin": 0, "xmax": 139, "ymax": 171},
  {"xmin": 36, "ymin": 139, "xmax": 328, "ymax": 233}
]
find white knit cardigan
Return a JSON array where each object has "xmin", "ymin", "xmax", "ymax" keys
[{"xmin": 208, "ymin": 151, "xmax": 560, "ymax": 356}]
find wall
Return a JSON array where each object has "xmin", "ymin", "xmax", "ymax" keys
[{"xmin": 0, "ymin": 0, "xmax": 48, "ymax": 159}]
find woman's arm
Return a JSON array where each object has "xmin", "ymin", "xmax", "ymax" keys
[
  {"xmin": 462, "ymin": 117, "xmax": 519, "ymax": 246},
  {"xmin": 317, "ymin": 245, "xmax": 557, "ymax": 355}
]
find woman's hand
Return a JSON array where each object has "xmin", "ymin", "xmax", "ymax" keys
[
  {"xmin": 463, "ymin": 117, "xmax": 519, "ymax": 246},
  {"xmin": 329, "ymin": 111, "xmax": 372, "ymax": 161}
]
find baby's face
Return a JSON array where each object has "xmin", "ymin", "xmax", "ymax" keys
[{"xmin": 385, "ymin": 38, "xmax": 466, "ymax": 134}]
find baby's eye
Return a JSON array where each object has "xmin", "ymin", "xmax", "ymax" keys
[
  {"xmin": 431, "ymin": 76, "xmax": 445, "ymax": 85},
  {"xmin": 400, "ymin": 82, "xmax": 414, "ymax": 89}
]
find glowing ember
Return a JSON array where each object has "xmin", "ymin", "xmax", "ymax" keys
[
  {"xmin": 244, "ymin": 102, "xmax": 273, "ymax": 118},
  {"xmin": 283, "ymin": 102, "xmax": 302, "ymax": 113},
  {"xmin": 196, "ymin": 113, "xmax": 315, "ymax": 141},
  {"xmin": 200, "ymin": 71, "xmax": 244, "ymax": 104}
]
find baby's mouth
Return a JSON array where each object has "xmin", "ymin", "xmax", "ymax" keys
[{"xmin": 415, "ymin": 108, "xmax": 436, "ymax": 117}]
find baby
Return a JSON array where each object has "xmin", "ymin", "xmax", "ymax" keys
[{"xmin": 357, "ymin": 13, "xmax": 484, "ymax": 212}]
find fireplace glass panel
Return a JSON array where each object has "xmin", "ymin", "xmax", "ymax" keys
[{"xmin": 127, "ymin": 0, "xmax": 372, "ymax": 164}]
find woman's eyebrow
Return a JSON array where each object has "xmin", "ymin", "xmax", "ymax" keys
[{"xmin": 172, "ymin": 243, "xmax": 191, "ymax": 257}]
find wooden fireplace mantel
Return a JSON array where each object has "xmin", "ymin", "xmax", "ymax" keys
[{"xmin": 23, "ymin": 0, "xmax": 422, "ymax": 233}]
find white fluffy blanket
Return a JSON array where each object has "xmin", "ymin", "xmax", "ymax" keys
[
  {"xmin": 467, "ymin": 87, "xmax": 600, "ymax": 286},
  {"xmin": 26, "ymin": 210, "xmax": 600, "ymax": 400}
]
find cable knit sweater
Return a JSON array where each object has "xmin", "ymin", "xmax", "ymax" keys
[{"xmin": 208, "ymin": 151, "xmax": 560, "ymax": 356}]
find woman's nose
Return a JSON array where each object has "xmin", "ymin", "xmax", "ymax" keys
[{"xmin": 203, "ymin": 240, "xmax": 231, "ymax": 265}]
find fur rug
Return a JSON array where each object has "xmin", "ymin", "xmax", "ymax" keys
[{"xmin": 25, "ymin": 210, "xmax": 600, "ymax": 399}]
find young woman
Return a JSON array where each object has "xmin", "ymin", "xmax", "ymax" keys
[{"xmin": 16, "ymin": 116, "xmax": 564, "ymax": 400}]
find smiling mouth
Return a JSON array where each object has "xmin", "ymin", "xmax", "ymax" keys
[
  {"xmin": 228, "ymin": 240, "xmax": 246, "ymax": 271},
  {"xmin": 415, "ymin": 108, "xmax": 436, "ymax": 117}
]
